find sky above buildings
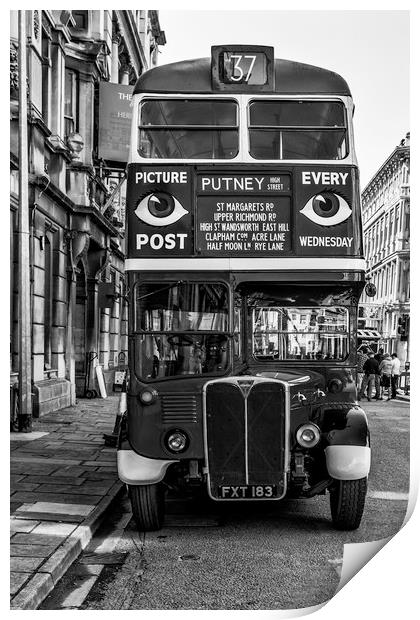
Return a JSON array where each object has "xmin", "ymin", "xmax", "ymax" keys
[{"xmin": 158, "ymin": 10, "xmax": 410, "ymax": 189}]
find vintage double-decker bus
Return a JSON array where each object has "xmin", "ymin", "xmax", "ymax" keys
[{"xmin": 117, "ymin": 45, "xmax": 371, "ymax": 531}]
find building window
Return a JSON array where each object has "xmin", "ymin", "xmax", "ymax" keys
[
  {"xmin": 72, "ymin": 10, "xmax": 88, "ymax": 30},
  {"xmin": 64, "ymin": 68, "xmax": 79, "ymax": 136},
  {"xmin": 41, "ymin": 28, "xmax": 51, "ymax": 124}
]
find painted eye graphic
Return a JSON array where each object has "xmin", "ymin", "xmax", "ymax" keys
[
  {"xmin": 135, "ymin": 192, "xmax": 188, "ymax": 227},
  {"xmin": 300, "ymin": 192, "xmax": 352, "ymax": 226}
]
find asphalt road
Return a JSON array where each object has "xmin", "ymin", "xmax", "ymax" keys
[{"xmin": 41, "ymin": 398, "xmax": 409, "ymax": 611}]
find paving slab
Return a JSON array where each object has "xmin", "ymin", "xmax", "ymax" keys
[
  {"xmin": 10, "ymin": 572, "xmax": 31, "ymax": 596},
  {"xmin": 10, "ymin": 395, "xmax": 124, "ymax": 610},
  {"xmin": 10, "ymin": 431, "xmax": 50, "ymax": 442},
  {"xmin": 23, "ymin": 475, "xmax": 86, "ymax": 486},
  {"xmin": 14, "ymin": 512, "xmax": 86, "ymax": 524},
  {"xmin": 11, "ymin": 556, "xmax": 46, "ymax": 572},
  {"xmin": 10, "ymin": 544, "xmax": 59, "ymax": 558},
  {"xmin": 16, "ymin": 501, "xmax": 96, "ymax": 517},
  {"xmin": 10, "ymin": 483, "xmax": 41, "ymax": 492},
  {"xmin": 11, "ymin": 491, "xmax": 104, "ymax": 504},
  {"xmin": 10, "ymin": 519, "xmax": 40, "ymax": 533}
]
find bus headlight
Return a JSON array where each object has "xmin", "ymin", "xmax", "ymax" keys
[
  {"xmin": 296, "ymin": 423, "xmax": 321, "ymax": 449},
  {"xmin": 328, "ymin": 378, "xmax": 343, "ymax": 394},
  {"xmin": 165, "ymin": 430, "xmax": 188, "ymax": 453},
  {"xmin": 139, "ymin": 388, "xmax": 158, "ymax": 405}
]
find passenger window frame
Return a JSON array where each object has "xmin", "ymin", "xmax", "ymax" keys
[
  {"xmin": 137, "ymin": 97, "xmax": 240, "ymax": 160},
  {"xmin": 246, "ymin": 97, "xmax": 349, "ymax": 161}
]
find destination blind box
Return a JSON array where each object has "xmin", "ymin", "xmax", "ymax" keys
[{"xmin": 211, "ymin": 45, "xmax": 275, "ymax": 91}]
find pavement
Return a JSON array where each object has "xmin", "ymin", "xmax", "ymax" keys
[{"xmin": 10, "ymin": 394, "xmax": 125, "ymax": 610}]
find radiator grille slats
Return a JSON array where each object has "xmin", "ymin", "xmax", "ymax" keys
[
  {"xmin": 205, "ymin": 380, "xmax": 286, "ymax": 497},
  {"xmin": 161, "ymin": 394, "xmax": 198, "ymax": 423}
]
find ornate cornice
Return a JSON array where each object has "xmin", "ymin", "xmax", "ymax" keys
[{"xmin": 362, "ymin": 143, "xmax": 410, "ymax": 198}]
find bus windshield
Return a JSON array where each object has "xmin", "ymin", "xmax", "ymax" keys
[
  {"xmin": 134, "ymin": 282, "xmax": 230, "ymax": 380},
  {"xmin": 253, "ymin": 307, "xmax": 349, "ymax": 360},
  {"xmin": 138, "ymin": 98, "xmax": 239, "ymax": 159},
  {"xmin": 248, "ymin": 100, "xmax": 348, "ymax": 160}
]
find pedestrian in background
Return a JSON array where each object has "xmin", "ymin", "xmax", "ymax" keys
[
  {"xmin": 379, "ymin": 353, "xmax": 393, "ymax": 401},
  {"xmin": 359, "ymin": 352, "xmax": 380, "ymax": 402},
  {"xmin": 391, "ymin": 353, "xmax": 401, "ymax": 399},
  {"xmin": 357, "ymin": 345, "xmax": 370, "ymax": 396},
  {"xmin": 374, "ymin": 347, "xmax": 384, "ymax": 363}
]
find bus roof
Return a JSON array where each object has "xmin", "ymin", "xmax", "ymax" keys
[{"xmin": 133, "ymin": 57, "xmax": 352, "ymax": 97}]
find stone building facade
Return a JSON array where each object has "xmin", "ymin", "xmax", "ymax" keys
[
  {"xmin": 10, "ymin": 10, "xmax": 165, "ymax": 415},
  {"xmin": 359, "ymin": 133, "xmax": 410, "ymax": 361}
]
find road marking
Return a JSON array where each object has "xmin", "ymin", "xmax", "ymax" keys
[
  {"xmin": 164, "ymin": 515, "xmax": 220, "ymax": 527},
  {"xmin": 328, "ymin": 558, "xmax": 343, "ymax": 576},
  {"xmin": 379, "ymin": 416, "xmax": 409, "ymax": 421},
  {"xmin": 368, "ymin": 491, "xmax": 409, "ymax": 501}
]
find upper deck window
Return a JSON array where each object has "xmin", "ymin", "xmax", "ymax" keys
[
  {"xmin": 248, "ymin": 100, "xmax": 348, "ymax": 160},
  {"xmin": 138, "ymin": 99, "xmax": 239, "ymax": 159}
]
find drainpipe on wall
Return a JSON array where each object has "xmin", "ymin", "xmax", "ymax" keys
[
  {"xmin": 65, "ymin": 221, "xmax": 77, "ymax": 406},
  {"xmin": 17, "ymin": 10, "xmax": 33, "ymax": 431}
]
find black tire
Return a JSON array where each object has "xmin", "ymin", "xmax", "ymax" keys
[
  {"xmin": 329, "ymin": 477, "xmax": 368, "ymax": 530},
  {"xmin": 128, "ymin": 483, "xmax": 165, "ymax": 531},
  {"xmin": 85, "ymin": 389, "xmax": 95, "ymax": 399}
]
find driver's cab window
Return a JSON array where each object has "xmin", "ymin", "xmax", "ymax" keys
[
  {"xmin": 252, "ymin": 307, "xmax": 349, "ymax": 360},
  {"xmin": 134, "ymin": 281, "xmax": 231, "ymax": 380}
]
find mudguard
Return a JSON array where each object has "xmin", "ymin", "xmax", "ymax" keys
[
  {"xmin": 324, "ymin": 406, "xmax": 371, "ymax": 480},
  {"xmin": 117, "ymin": 415, "xmax": 178, "ymax": 485},
  {"xmin": 117, "ymin": 448, "xmax": 177, "ymax": 485}
]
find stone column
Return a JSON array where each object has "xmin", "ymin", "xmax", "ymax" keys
[
  {"xmin": 119, "ymin": 56, "xmax": 131, "ymax": 85},
  {"xmin": 66, "ymin": 231, "xmax": 90, "ymax": 404},
  {"xmin": 111, "ymin": 34, "xmax": 120, "ymax": 83}
]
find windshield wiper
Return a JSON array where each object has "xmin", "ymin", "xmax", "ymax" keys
[{"xmin": 137, "ymin": 280, "xmax": 184, "ymax": 301}]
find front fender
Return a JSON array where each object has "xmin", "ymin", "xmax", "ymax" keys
[
  {"xmin": 324, "ymin": 406, "xmax": 371, "ymax": 480},
  {"xmin": 117, "ymin": 412, "xmax": 178, "ymax": 485},
  {"xmin": 117, "ymin": 448, "xmax": 178, "ymax": 485}
]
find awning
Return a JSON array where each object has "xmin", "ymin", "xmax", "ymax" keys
[{"xmin": 357, "ymin": 329, "xmax": 381, "ymax": 340}]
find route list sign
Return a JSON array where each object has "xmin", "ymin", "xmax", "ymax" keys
[{"xmin": 196, "ymin": 174, "xmax": 291, "ymax": 255}]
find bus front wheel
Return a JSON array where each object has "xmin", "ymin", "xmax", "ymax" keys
[
  {"xmin": 329, "ymin": 477, "xmax": 367, "ymax": 530},
  {"xmin": 128, "ymin": 483, "xmax": 165, "ymax": 531}
]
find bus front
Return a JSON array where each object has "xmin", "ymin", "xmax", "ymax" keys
[{"xmin": 118, "ymin": 46, "xmax": 370, "ymax": 531}]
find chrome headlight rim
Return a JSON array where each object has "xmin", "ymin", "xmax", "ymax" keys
[
  {"xmin": 165, "ymin": 429, "xmax": 189, "ymax": 454},
  {"xmin": 296, "ymin": 423, "xmax": 321, "ymax": 449}
]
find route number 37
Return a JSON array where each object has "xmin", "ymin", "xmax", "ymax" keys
[{"xmin": 229, "ymin": 54, "xmax": 257, "ymax": 82}]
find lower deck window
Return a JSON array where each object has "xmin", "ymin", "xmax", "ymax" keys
[
  {"xmin": 253, "ymin": 307, "xmax": 349, "ymax": 361},
  {"xmin": 134, "ymin": 281, "xmax": 230, "ymax": 380},
  {"xmin": 137, "ymin": 334, "xmax": 229, "ymax": 379}
]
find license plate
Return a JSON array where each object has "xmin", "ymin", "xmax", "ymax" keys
[{"xmin": 218, "ymin": 485, "xmax": 277, "ymax": 499}]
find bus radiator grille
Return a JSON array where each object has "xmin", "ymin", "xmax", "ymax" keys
[
  {"xmin": 161, "ymin": 394, "xmax": 198, "ymax": 423},
  {"xmin": 205, "ymin": 380, "xmax": 286, "ymax": 497}
]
